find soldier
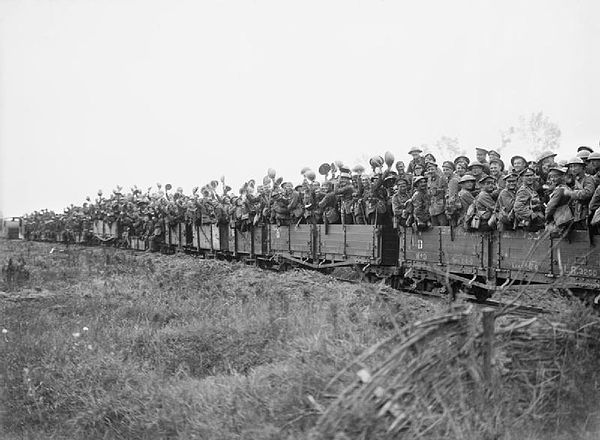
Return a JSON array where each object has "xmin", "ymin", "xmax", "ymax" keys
[
  {"xmin": 319, "ymin": 181, "xmax": 340, "ymax": 225},
  {"xmin": 475, "ymin": 148, "xmax": 490, "ymax": 174},
  {"xmin": 545, "ymin": 167, "xmax": 573, "ymax": 236},
  {"xmin": 336, "ymin": 168, "xmax": 355, "ymax": 224},
  {"xmin": 407, "ymin": 147, "xmax": 425, "ymax": 174},
  {"xmin": 457, "ymin": 175, "xmax": 476, "ymax": 228},
  {"xmin": 409, "ymin": 176, "xmax": 431, "ymax": 230},
  {"xmin": 475, "ymin": 147, "xmax": 489, "ymax": 165},
  {"xmin": 284, "ymin": 182, "xmax": 303, "ymax": 225},
  {"xmin": 489, "ymin": 158, "xmax": 506, "ymax": 192},
  {"xmin": 395, "ymin": 161, "xmax": 412, "ymax": 191},
  {"xmin": 578, "ymin": 145, "xmax": 594, "ymax": 154},
  {"xmin": 472, "ymin": 175, "xmax": 497, "ymax": 231},
  {"xmin": 412, "ymin": 162, "xmax": 425, "ymax": 178},
  {"xmin": 271, "ymin": 187, "xmax": 290, "ymax": 226},
  {"xmin": 426, "ymin": 161, "xmax": 448, "ymax": 226},
  {"xmin": 567, "ymin": 157, "xmax": 595, "ymax": 230},
  {"xmin": 392, "ymin": 177, "xmax": 412, "ymax": 228},
  {"xmin": 488, "ymin": 150, "xmax": 501, "ymax": 161},
  {"xmin": 586, "ymin": 152, "xmax": 600, "ymax": 187},
  {"xmin": 495, "ymin": 173, "xmax": 518, "ymax": 231},
  {"xmin": 441, "ymin": 161, "xmax": 455, "ymax": 180},
  {"xmin": 510, "ymin": 155, "xmax": 528, "ymax": 175},
  {"xmin": 536, "ymin": 151, "xmax": 557, "ymax": 183},
  {"xmin": 467, "ymin": 160, "xmax": 487, "ymax": 196},
  {"xmin": 514, "ymin": 167, "xmax": 545, "ymax": 231},
  {"xmin": 454, "ymin": 155, "xmax": 470, "ymax": 168}
]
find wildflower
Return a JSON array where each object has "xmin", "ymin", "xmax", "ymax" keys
[
  {"xmin": 1, "ymin": 328, "xmax": 7, "ymax": 334},
  {"xmin": 82, "ymin": 327, "xmax": 89, "ymax": 332},
  {"xmin": 72, "ymin": 332, "xmax": 81, "ymax": 338},
  {"xmin": 87, "ymin": 344, "xmax": 93, "ymax": 350}
]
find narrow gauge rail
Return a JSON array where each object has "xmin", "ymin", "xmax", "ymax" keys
[{"xmin": 18, "ymin": 219, "xmax": 600, "ymax": 307}]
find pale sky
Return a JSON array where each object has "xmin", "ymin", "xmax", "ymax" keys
[{"xmin": 1, "ymin": 0, "xmax": 599, "ymax": 216}]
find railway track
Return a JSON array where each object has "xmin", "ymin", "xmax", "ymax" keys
[{"xmin": 331, "ymin": 275, "xmax": 554, "ymax": 318}]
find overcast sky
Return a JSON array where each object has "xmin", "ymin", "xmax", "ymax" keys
[{"xmin": 1, "ymin": 0, "xmax": 599, "ymax": 216}]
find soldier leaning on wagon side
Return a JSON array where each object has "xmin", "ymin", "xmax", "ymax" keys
[
  {"xmin": 425, "ymin": 161, "xmax": 448, "ymax": 226},
  {"xmin": 457, "ymin": 175, "xmax": 476, "ymax": 228},
  {"xmin": 443, "ymin": 161, "xmax": 461, "ymax": 226},
  {"xmin": 336, "ymin": 169, "xmax": 355, "ymax": 224},
  {"xmin": 567, "ymin": 156, "xmax": 595, "ymax": 230},
  {"xmin": 495, "ymin": 172, "xmax": 519, "ymax": 231},
  {"xmin": 353, "ymin": 175, "xmax": 370, "ymax": 225},
  {"xmin": 409, "ymin": 176, "xmax": 431, "ymax": 230},
  {"xmin": 391, "ymin": 177, "xmax": 412, "ymax": 228},
  {"xmin": 472, "ymin": 175, "xmax": 497, "ymax": 231},
  {"xmin": 364, "ymin": 172, "xmax": 389, "ymax": 225},
  {"xmin": 318, "ymin": 181, "xmax": 340, "ymax": 224},
  {"xmin": 513, "ymin": 167, "xmax": 545, "ymax": 232},
  {"xmin": 544, "ymin": 167, "xmax": 574, "ymax": 236}
]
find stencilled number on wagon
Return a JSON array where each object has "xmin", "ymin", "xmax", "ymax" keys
[
  {"xmin": 415, "ymin": 252, "xmax": 428, "ymax": 261},
  {"xmin": 417, "ymin": 240, "xmax": 423, "ymax": 250},
  {"xmin": 569, "ymin": 266, "xmax": 598, "ymax": 277},
  {"xmin": 275, "ymin": 228, "xmax": 281, "ymax": 239}
]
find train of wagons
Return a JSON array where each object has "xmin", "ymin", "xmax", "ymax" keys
[{"xmin": 8, "ymin": 218, "xmax": 600, "ymax": 304}]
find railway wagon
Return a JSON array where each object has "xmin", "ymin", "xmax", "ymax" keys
[
  {"xmin": 399, "ymin": 226, "xmax": 600, "ymax": 300},
  {"xmin": 269, "ymin": 224, "xmax": 399, "ymax": 268},
  {"xmin": 1, "ymin": 217, "xmax": 21, "ymax": 239}
]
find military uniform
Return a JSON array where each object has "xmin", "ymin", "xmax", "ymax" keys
[{"xmin": 514, "ymin": 184, "xmax": 544, "ymax": 231}]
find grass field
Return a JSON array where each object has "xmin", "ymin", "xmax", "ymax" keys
[{"xmin": 1, "ymin": 239, "xmax": 599, "ymax": 439}]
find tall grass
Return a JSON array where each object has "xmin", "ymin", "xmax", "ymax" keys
[{"xmin": 0, "ymin": 240, "xmax": 438, "ymax": 439}]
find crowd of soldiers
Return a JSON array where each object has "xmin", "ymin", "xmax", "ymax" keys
[{"xmin": 21, "ymin": 143, "xmax": 600, "ymax": 243}]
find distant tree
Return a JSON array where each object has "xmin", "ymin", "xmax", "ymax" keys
[
  {"xmin": 433, "ymin": 136, "xmax": 465, "ymax": 159},
  {"xmin": 500, "ymin": 112, "xmax": 561, "ymax": 158}
]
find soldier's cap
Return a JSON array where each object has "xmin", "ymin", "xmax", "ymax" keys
[
  {"xmin": 536, "ymin": 150, "xmax": 557, "ymax": 163},
  {"xmin": 458, "ymin": 174, "xmax": 477, "ymax": 183},
  {"xmin": 489, "ymin": 158, "xmax": 505, "ymax": 170},
  {"xmin": 339, "ymin": 172, "xmax": 352, "ymax": 180},
  {"xmin": 576, "ymin": 150, "xmax": 591, "ymax": 160},
  {"xmin": 589, "ymin": 152, "xmax": 600, "ymax": 161},
  {"xmin": 479, "ymin": 175, "xmax": 496, "ymax": 183},
  {"xmin": 578, "ymin": 145, "xmax": 594, "ymax": 153},
  {"xmin": 425, "ymin": 160, "xmax": 438, "ymax": 167},
  {"xmin": 396, "ymin": 176, "xmax": 410, "ymax": 185},
  {"xmin": 520, "ymin": 167, "xmax": 536, "ymax": 176},
  {"xmin": 408, "ymin": 147, "xmax": 423, "ymax": 154},
  {"xmin": 548, "ymin": 166, "xmax": 568, "ymax": 174},
  {"xmin": 567, "ymin": 156, "xmax": 585, "ymax": 166},
  {"xmin": 505, "ymin": 173, "xmax": 519, "ymax": 181},
  {"xmin": 442, "ymin": 160, "xmax": 455, "ymax": 170},
  {"xmin": 295, "ymin": 185, "xmax": 303, "ymax": 192},
  {"xmin": 453, "ymin": 155, "xmax": 470, "ymax": 165},
  {"xmin": 510, "ymin": 155, "xmax": 527, "ymax": 166},
  {"xmin": 488, "ymin": 149, "xmax": 501, "ymax": 158},
  {"xmin": 556, "ymin": 159, "xmax": 568, "ymax": 167},
  {"xmin": 467, "ymin": 160, "xmax": 484, "ymax": 169},
  {"xmin": 475, "ymin": 147, "xmax": 488, "ymax": 154},
  {"xmin": 413, "ymin": 175, "xmax": 427, "ymax": 185}
]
